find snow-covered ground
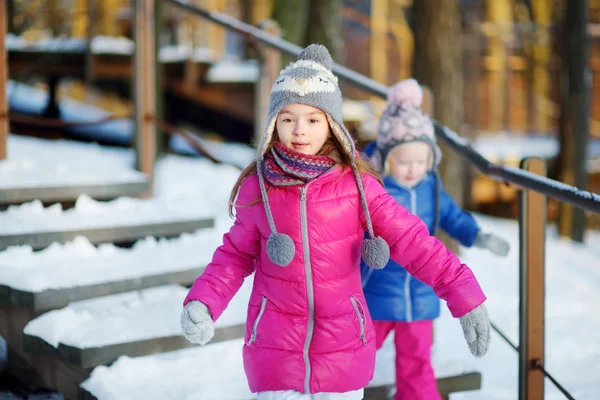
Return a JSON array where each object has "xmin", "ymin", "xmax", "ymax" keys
[{"xmin": 448, "ymin": 218, "xmax": 600, "ymax": 400}]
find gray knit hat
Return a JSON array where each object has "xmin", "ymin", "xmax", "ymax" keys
[{"xmin": 255, "ymin": 44, "xmax": 389, "ymax": 269}]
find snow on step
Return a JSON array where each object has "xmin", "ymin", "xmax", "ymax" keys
[
  {"xmin": 80, "ymin": 338, "xmax": 253, "ymax": 400},
  {"xmin": 23, "ymin": 280, "xmax": 250, "ymax": 368},
  {"xmin": 205, "ymin": 59, "xmax": 259, "ymax": 83},
  {"xmin": 0, "ymin": 194, "xmax": 214, "ymax": 251},
  {"xmin": 0, "ymin": 219, "xmax": 228, "ymax": 310},
  {"xmin": 0, "ymin": 135, "xmax": 148, "ymax": 204}
]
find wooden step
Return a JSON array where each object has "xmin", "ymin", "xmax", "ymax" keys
[
  {"xmin": 364, "ymin": 373, "xmax": 481, "ymax": 400},
  {"xmin": 0, "ymin": 225, "xmax": 225, "ymax": 311},
  {"xmin": 0, "ymin": 181, "xmax": 149, "ymax": 206},
  {"xmin": 0, "ymin": 135, "xmax": 150, "ymax": 205},
  {"xmin": 0, "ymin": 196, "xmax": 214, "ymax": 251},
  {"xmin": 22, "ymin": 282, "xmax": 249, "ymax": 369}
]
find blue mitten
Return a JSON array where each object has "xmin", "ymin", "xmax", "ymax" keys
[
  {"xmin": 458, "ymin": 303, "xmax": 490, "ymax": 357},
  {"xmin": 474, "ymin": 232, "xmax": 510, "ymax": 257},
  {"xmin": 180, "ymin": 301, "xmax": 215, "ymax": 345}
]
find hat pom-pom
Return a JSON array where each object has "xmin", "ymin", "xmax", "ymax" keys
[
  {"xmin": 361, "ymin": 236, "xmax": 390, "ymax": 269},
  {"xmin": 387, "ymin": 78, "xmax": 423, "ymax": 107},
  {"xmin": 298, "ymin": 44, "xmax": 333, "ymax": 71},
  {"xmin": 267, "ymin": 233, "xmax": 295, "ymax": 267}
]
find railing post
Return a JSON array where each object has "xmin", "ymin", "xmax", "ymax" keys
[
  {"xmin": 254, "ymin": 19, "xmax": 281, "ymax": 146},
  {"xmin": 518, "ymin": 157, "xmax": 546, "ymax": 400},
  {"xmin": 134, "ymin": 0, "xmax": 157, "ymax": 191},
  {"xmin": 0, "ymin": 0, "xmax": 8, "ymax": 160}
]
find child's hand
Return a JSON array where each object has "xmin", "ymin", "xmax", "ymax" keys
[
  {"xmin": 181, "ymin": 301, "xmax": 215, "ymax": 345},
  {"xmin": 458, "ymin": 304, "xmax": 490, "ymax": 357},
  {"xmin": 474, "ymin": 232, "xmax": 510, "ymax": 257}
]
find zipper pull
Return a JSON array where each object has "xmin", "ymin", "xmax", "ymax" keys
[{"xmin": 300, "ymin": 187, "xmax": 307, "ymax": 200}]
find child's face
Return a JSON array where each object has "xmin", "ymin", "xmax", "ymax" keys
[
  {"xmin": 387, "ymin": 142, "xmax": 432, "ymax": 188},
  {"xmin": 276, "ymin": 104, "xmax": 330, "ymax": 155}
]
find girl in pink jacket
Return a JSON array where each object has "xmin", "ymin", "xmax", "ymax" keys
[{"xmin": 181, "ymin": 44, "xmax": 490, "ymax": 400}]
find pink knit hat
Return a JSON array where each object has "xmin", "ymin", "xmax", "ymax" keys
[{"xmin": 370, "ymin": 79, "xmax": 442, "ymax": 171}]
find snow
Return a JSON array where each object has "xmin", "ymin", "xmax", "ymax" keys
[
  {"xmin": 447, "ymin": 217, "xmax": 600, "ymax": 400},
  {"xmin": 6, "ymin": 34, "xmax": 199, "ymax": 58},
  {"xmin": 205, "ymin": 59, "xmax": 259, "ymax": 83},
  {"xmin": 0, "ymin": 228, "xmax": 217, "ymax": 293},
  {"xmin": 23, "ymin": 279, "xmax": 251, "ymax": 349},
  {"xmin": 472, "ymin": 132, "xmax": 600, "ymax": 171},
  {"xmin": 0, "ymin": 193, "xmax": 212, "ymax": 235},
  {"xmin": 0, "ymin": 135, "xmax": 146, "ymax": 190},
  {"xmin": 0, "ymin": 154, "xmax": 241, "ymax": 292},
  {"xmin": 81, "ymin": 339, "xmax": 253, "ymax": 400},
  {"xmin": 79, "ymin": 215, "xmax": 600, "ymax": 400}
]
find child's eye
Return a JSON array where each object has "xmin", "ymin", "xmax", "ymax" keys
[
  {"xmin": 281, "ymin": 118, "xmax": 292, "ymax": 123},
  {"xmin": 309, "ymin": 119, "xmax": 320, "ymax": 124}
]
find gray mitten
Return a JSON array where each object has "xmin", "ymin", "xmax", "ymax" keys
[
  {"xmin": 180, "ymin": 301, "xmax": 215, "ymax": 345},
  {"xmin": 474, "ymin": 232, "xmax": 510, "ymax": 257},
  {"xmin": 458, "ymin": 304, "xmax": 490, "ymax": 357}
]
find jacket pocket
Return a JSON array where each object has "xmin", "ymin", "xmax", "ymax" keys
[
  {"xmin": 247, "ymin": 296, "xmax": 268, "ymax": 346},
  {"xmin": 350, "ymin": 296, "xmax": 367, "ymax": 345}
]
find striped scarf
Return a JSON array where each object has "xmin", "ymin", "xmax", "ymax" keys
[{"xmin": 263, "ymin": 141, "xmax": 336, "ymax": 187}]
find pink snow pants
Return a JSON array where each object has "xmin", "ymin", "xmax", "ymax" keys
[{"xmin": 374, "ymin": 320, "xmax": 442, "ymax": 400}]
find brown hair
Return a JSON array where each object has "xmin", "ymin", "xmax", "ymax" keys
[{"xmin": 227, "ymin": 128, "xmax": 381, "ymax": 217}]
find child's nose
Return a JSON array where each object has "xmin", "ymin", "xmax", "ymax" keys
[{"xmin": 293, "ymin": 122, "xmax": 305, "ymax": 135}]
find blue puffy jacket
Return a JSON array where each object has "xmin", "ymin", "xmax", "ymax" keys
[{"xmin": 360, "ymin": 144, "xmax": 481, "ymax": 322}]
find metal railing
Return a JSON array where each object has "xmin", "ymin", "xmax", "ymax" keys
[{"xmin": 163, "ymin": 1, "xmax": 597, "ymax": 398}]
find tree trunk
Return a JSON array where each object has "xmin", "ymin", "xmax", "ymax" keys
[
  {"xmin": 272, "ymin": 0, "xmax": 309, "ymax": 65},
  {"xmin": 412, "ymin": 0, "xmax": 464, "ymax": 254},
  {"xmin": 305, "ymin": 0, "xmax": 344, "ymax": 62},
  {"xmin": 556, "ymin": 0, "xmax": 590, "ymax": 242},
  {"xmin": 272, "ymin": 0, "xmax": 343, "ymax": 63}
]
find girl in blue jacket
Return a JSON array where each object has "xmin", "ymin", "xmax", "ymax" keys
[{"xmin": 361, "ymin": 79, "xmax": 509, "ymax": 400}]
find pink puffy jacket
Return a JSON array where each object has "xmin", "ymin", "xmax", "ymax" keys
[{"xmin": 184, "ymin": 167, "xmax": 486, "ymax": 394}]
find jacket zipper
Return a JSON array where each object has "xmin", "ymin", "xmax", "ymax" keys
[
  {"xmin": 300, "ymin": 185, "xmax": 315, "ymax": 394},
  {"xmin": 405, "ymin": 189, "xmax": 417, "ymax": 322},
  {"xmin": 350, "ymin": 296, "xmax": 367, "ymax": 345},
  {"xmin": 247, "ymin": 296, "xmax": 267, "ymax": 345}
]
